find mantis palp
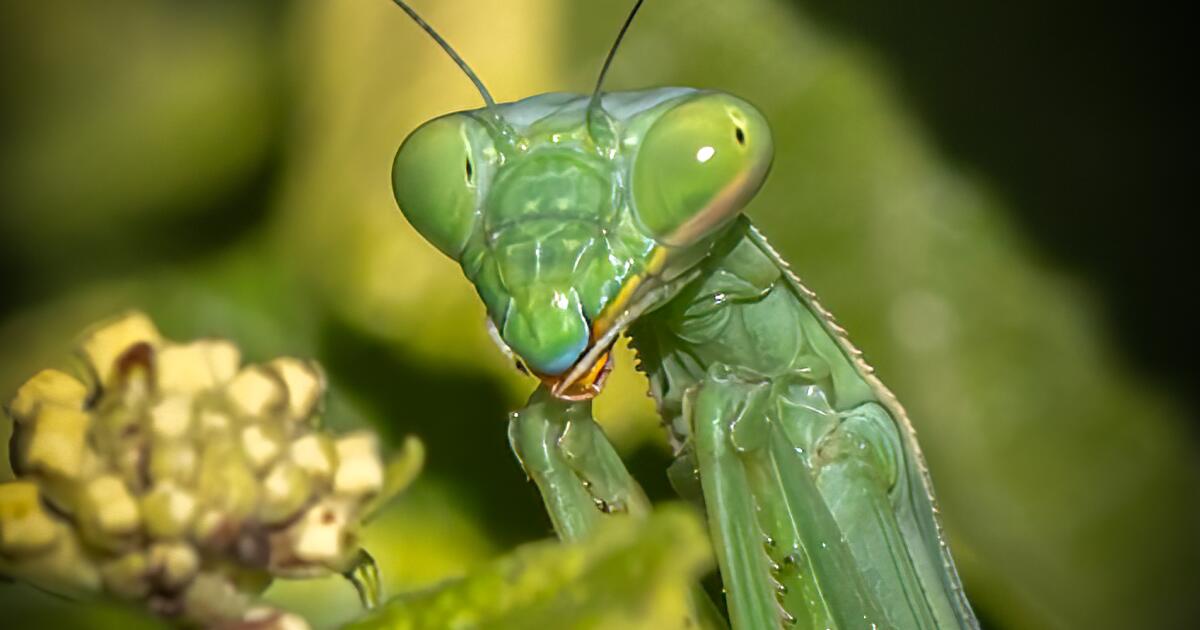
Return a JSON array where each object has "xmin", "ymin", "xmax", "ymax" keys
[{"xmin": 388, "ymin": 1, "xmax": 978, "ymax": 627}]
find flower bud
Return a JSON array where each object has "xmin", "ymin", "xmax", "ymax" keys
[{"xmin": 1, "ymin": 311, "xmax": 422, "ymax": 626}]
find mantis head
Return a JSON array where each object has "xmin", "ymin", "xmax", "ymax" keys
[{"xmin": 389, "ymin": 2, "xmax": 773, "ymax": 399}]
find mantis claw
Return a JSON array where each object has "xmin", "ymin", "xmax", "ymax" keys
[
  {"xmin": 508, "ymin": 385, "xmax": 726, "ymax": 630},
  {"xmin": 689, "ymin": 364, "xmax": 886, "ymax": 629}
]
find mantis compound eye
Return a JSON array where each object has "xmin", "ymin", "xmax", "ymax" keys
[
  {"xmin": 631, "ymin": 94, "xmax": 774, "ymax": 247},
  {"xmin": 392, "ymin": 114, "xmax": 492, "ymax": 260}
]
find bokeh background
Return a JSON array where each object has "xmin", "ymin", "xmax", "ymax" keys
[{"xmin": 1, "ymin": 1, "xmax": 1196, "ymax": 628}]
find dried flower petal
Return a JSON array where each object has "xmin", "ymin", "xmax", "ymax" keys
[
  {"xmin": 78, "ymin": 475, "xmax": 142, "ymax": 550},
  {"xmin": 334, "ymin": 433, "xmax": 384, "ymax": 498},
  {"xmin": 141, "ymin": 482, "xmax": 197, "ymax": 540},
  {"xmin": 22, "ymin": 405, "xmax": 91, "ymax": 480},
  {"xmin": 0, "ymin": 481, "xmax": 60, "ymax": 554},
  {"xmin": 79, "ymin": 311, "xmax": 162, "ymax": 385},
  {"xmin": 8, "ymin": 369, "xmax": 87, "ymax": 423},
  {"xmin": 228, "ymin": 366, "xmax": 286, "ymax": 418},
  {"xmin": 269, "ymin": 358, "xmax": 324, "ymax": 423}
]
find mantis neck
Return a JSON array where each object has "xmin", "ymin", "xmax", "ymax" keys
[{"xmin": 628, "ymin": 216, "xmax": 875, "ymax": 451}]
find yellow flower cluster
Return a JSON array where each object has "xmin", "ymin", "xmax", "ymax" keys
[{"xmin": 1, "ymin": 312, "xmax": 420, "ymax": 627}]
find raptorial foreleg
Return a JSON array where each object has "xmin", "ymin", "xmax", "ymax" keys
[
  {"xmin": 508, "ymin": 386, "xmax": 648, "ymax": 541},
  {"xmin": 508, "ymin": 385, "xmax": 727, "ymax": 629},
  {"xmin": 812, "ymin": 402, "xmax": 975, "ymax": 628},
  {"xmin": 687, "ymin": 364, "xmax": 886, "ymax": 629}
]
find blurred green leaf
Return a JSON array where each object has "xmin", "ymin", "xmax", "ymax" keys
[
  {"xmin": 265, "ymin": 480, "xmax": 499, "ymax": 628},
  {"xmin": 0, "ymin": 585, "xmax": 166, "ymax": 630},
  {"xmin": 346, "ymin": 504, "xmax": 712, "ymax": 630},
  {"xmin": 0, "ymin": 1, "xmax": 280, "ymax": 287}
]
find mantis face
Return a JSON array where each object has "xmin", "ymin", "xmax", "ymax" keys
[{"xmin": 393, "ymin": 89, "xmax": 773, "ymax": 398}]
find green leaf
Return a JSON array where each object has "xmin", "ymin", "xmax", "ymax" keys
[{"xmin": 346, "ymin": 505, "xmax": 713, "ymax": 630}]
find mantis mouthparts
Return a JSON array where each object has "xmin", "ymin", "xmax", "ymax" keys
[{"xmin": 545, "ymin": 345, "xmax": 614, "ymax": 401}]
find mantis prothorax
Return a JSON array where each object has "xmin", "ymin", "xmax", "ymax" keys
[{"xmin": 388, "ymin": 1, "xmax": 979, "ymax": 628}]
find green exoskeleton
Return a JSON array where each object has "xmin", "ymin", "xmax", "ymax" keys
[{"xmin": 388, "ymin": 1, "xmax": 978, "ymax": 628}]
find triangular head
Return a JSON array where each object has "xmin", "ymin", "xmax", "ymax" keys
[{"xmin": 392, "ymin": 88, "xmax": 773, "ymax": 398}]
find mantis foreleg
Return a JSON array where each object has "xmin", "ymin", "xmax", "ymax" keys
[
  {"xmin": 508, "ymin": 385, "xmax": 727, "ymax": 629},
  {"xmin": 688, "ymin": 364, "xmax": 887, "ymax": 629},
  {"xmin": 812, "ymin": 403, "xmax": 959, "ymax": 627},
  {"xmin": 507, "ymin": 386, "xmax": 647, "ymax": 540}
]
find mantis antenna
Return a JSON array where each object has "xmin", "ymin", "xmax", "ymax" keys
[
  {"xmin": 588, "ymin": 0, "xmax": 646, "ymax": 120},
  {"xmin": 390, "ymin": 0, "xmax": 496, "ymax": 108}
]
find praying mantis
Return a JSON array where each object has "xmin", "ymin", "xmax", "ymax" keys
[{"xmin": 388, "ymin": 1, "xmax": 979, "ymax": 628}]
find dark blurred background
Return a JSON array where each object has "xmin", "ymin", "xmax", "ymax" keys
[
  {"xmin": 801, "ymin": 0, "xmax": 1196, "ymax": 410},
  {"xmin": 1, "ymin": 1, "xmax": 1196, "ymax": 628}
]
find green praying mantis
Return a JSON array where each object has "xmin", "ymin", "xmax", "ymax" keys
[{"xmin": 388, "ymin": 1, "xmax": 978, "ymax": 628}]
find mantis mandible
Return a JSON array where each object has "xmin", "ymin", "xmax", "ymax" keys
[{"xmin": 388, "ymin": 2, "xmax": 978, "ymax": 628}]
